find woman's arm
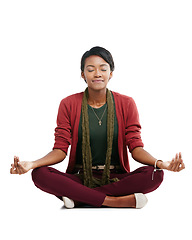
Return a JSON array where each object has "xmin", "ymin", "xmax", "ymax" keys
[
  {"xmin": 32, "ymin": 149, "xmax": 66, "ymax": 169},
  {"xmin": 131, "ymin": 147, "xmax": 162, "ymax": 167},
  {"xmin": 131, "ymin": 147, "xmax": 185, "ymax": 172},
  {"xmin": 10, "ymin": 149, "xmax": 66, "ymax": 175}
]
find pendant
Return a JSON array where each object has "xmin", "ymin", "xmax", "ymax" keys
[{"xmin": 99, "ymin": 120, "xmax": 102, "ymax": 126}]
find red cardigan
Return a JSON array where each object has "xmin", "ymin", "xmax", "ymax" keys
[{"xmin": 53, "ymin": 91, "xmax": 144, "ymax": 173}]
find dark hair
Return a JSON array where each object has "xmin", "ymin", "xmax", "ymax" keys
[{"xmin": 80, "ymin": 46, "xmax": 115, "ymax": 72}]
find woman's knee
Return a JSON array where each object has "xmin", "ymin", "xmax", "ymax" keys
[
  {"xmin": 31, "ymin": 166, "xmax": 49, "ymax": 185},
  {"xmin": 140, "ymin": 166, "xmax": 164, "ymax": 193},
  {"xmin": 148, "ymin": 167, "xmax": 164, "ymax": 192},
  {"xmin": 143, "ymin": 165, "xmax": 164, "ymax": 183},
  {"xmin": 155, "ymin": 169, "xmax": 164, "ymax": 185}
]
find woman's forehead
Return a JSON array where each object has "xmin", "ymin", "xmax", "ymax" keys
[{"xmin": 84, "ymin": 55, "xmax": 109, "ymax": 67}]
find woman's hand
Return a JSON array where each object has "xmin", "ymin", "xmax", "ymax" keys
[
  {"xmin": 10, "ymin": 156, "xmax": 33, "ymax": 175},
  {"xmin": 159, "ymin": 152, "xmax": 185, "ymax": 172}
]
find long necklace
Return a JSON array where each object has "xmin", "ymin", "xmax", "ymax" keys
[{"xmin": 90, "ymin": 104, "xmax": 107, "ymax": 126}]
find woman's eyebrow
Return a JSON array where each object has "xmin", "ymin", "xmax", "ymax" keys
[
  {"xmin": 86, "ymin": 64, "xmax": 108, "ymax": 68},
  {"xmin": 86, "ymin": 65, "xmax": 95, "ymax": 68}
]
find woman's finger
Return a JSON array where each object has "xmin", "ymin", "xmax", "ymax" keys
[
  {"xmin": 14, "ymin": 156, "xmax": 19, "ymax": 169},
  {"xmin": 17, "ymin": 162, "xmax": 23, "ymax": 175},
  {"xmin": 171, "ymin": 153, "xmax": 181, "ymax": 171},
  {"xmin": 168, "ymin": 158, "xmax": 175, "ymax": 171},
  {"xmin": 179, "ymin": 152, "xmax": 182, "ymax": 159},
  {"xmin": 170, "ymin": 154, "xmax": 177, "ymax": 171},
  {"xmin": 10, "ymin": 164, "xmax": 16, "ymax": 174},
  {"xmin": 16, "ymin": 157, "xmax": 22, "ymax": 174},
  {"xmin": 10, "ymin": 167, "xmax": 17, "ymax": 174},
  {"xmin": 178, "ymin": 161, "xmax": 185, "ymax": 172},
  {"xmin": 18, "ymin": 162, "xmax": 26, "ymax": 174},
  {"xmin": 174, "ymin": 153, "xmax": 182, "ymax": 171},
  {"xmin": 14, "ymin": 156, "xmax": 17, "ymax": 168}
]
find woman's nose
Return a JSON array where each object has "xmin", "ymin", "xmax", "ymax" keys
[{"xmin": 94, "ymin": 69, "xmax": 102, "ymax": 77}]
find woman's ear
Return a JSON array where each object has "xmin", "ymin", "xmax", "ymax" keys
[
  {"xmin": 109, "ymin": 71, "xmax": 113, "ymax": 80},
  {"xmin": 81, "ymin": 72, "xmax": 87, "ymax": 83}
]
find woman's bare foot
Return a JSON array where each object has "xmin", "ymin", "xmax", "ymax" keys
[{"xmin": 102, "ymin": 194, "xmax": 136, "ymax": 208}]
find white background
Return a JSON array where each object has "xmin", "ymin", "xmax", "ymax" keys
[{"xmin": 1, "ymin": 0, "xmax": 192, "ymax": 239}]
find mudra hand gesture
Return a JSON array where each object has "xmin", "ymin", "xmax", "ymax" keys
[
  {"xmin": 158, "ymin": 152, "xmax": 185, "ymax": 172},
  {"xmin": 10, "ymin": 156, "xmax": 33, "ymax": 175},
  {"xmin": 10, "ymin": 152, "xmax": 185, "ymax": 175}
]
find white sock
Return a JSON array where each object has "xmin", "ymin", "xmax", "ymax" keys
[
  {"xmin": 134, "ymin": 193, "xmax": 148, "ymax": 209},
  {"xmin": 62, "ymin": 196, "xmax": 75, "ymax": 209}
]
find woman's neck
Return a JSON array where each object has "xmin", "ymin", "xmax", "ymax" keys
[{"xmin": 87, "ymin": 88, "xmax": 107, "ymax": 108}]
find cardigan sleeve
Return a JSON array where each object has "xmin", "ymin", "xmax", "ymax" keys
[
  {"xmin": 125, "ymin": 97, "xmax": 144, "ymax": 152},
  {"xmin": 53, "ymin": 98, "xmax": 72, "ymax": 154}
]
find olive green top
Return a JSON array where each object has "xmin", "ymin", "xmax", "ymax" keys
[{"xmin": 76, "ymin": 95, "xmax": 120, "ymax": 166}]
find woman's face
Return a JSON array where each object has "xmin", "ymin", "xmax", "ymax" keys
[{"xmin": 81, "ymin": 55, "xmax": 113, "ymax": 92}]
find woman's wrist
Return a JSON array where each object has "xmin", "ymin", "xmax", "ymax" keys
[
  {"xmin": 31, "ymin": 160, "xmax": 38, "ymax": 170},
  {"xmin": 156, "ymin": 160, "xmax": 163, "ymax": 169}
]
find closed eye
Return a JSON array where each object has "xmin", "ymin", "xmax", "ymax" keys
[{"xmin": 87, "ymin": 69, "xmax": 107, "ymax": 72}]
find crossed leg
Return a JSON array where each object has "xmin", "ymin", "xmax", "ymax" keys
[
  {"xmin": 32, "ymin": 166, "xmax": 164, "ymax": 208},
  {"xmin": 95, "ymin": 166, "xmax": 164, "ymax": 207}
]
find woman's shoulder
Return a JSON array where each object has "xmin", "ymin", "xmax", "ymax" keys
[
  {"xmin": 111, "ymin": 91, "xmax": 139, "ymax": 115},
  {"xmin": 111, "ymin": 91, "xmax": 134, "ymax": 103},
  {"xmin": 60, "ymin": 92, "xmax": 84, "ymax": 105}
]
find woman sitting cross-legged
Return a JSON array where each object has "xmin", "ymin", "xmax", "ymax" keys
[{"xmin": 10, "ymin": 46, "xmax": 185, "ymax": 209}]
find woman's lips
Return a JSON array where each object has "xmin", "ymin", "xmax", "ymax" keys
[{"xmin": 92, "ymin": 80, "xmax": 104, "ymax": 83}]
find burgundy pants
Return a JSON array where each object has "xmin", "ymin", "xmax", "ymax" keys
[{"xmin": 31, "ymin": 166, "xmax": 164, "ymax": 207}]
